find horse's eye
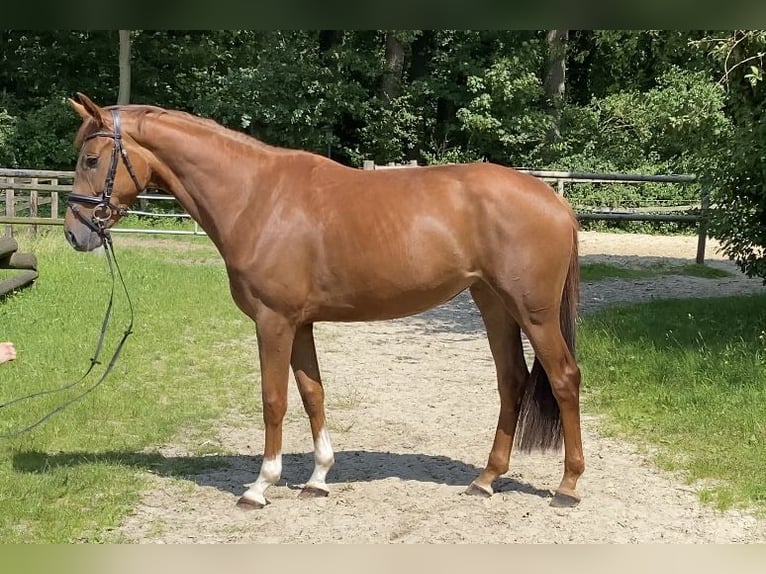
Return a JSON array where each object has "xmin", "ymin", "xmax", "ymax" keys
[{"xmin": 84, "ymin": 156, "xmax": 98, "ymax": 169}]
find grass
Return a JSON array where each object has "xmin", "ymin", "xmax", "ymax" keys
[
  {"xmin": 117, "ymin": 213, "xmax": 199, "ymax": 232},
  {"xmin": 0, "ymin": 230, "xmax": 260, "ymax": 542},
  {"xmin": 580, "ymin": 261, "xmax": 733, "ymax": 282},
  {"xmin": 578, "ymin": 293, "xmax": 766, "ymax": 512}
]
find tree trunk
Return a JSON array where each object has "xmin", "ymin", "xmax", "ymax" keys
[
  {"xmin": 118, "ymin": 30, "xmax": 131, "ymax": 105},
  {"xmin": 381, "ymin": 31, "xmax": 406, "ymax": 102},
  {"xmin": 544, "ymin": 30, "xmax": 568, "ymax": 143}
]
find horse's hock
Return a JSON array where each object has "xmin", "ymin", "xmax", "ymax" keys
[{"xmin": 0, "ymin": 235, "xmax": 38, "ymax": 297}]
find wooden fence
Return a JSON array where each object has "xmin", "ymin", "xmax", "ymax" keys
[
  {"xmin": 1, "ymin": 164, "xmax": 710, "ymax": 263},
  {"xmin": 1, "ymin": 168, "xmax": 74, "ymax": 236},
  {"xmin": 0, "ymin": 235, "xmax": 38, "ymax": 297}
]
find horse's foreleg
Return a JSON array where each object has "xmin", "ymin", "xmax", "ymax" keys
[
  {"xmin": 465, "ymin": 283, "xmax": 528, "ymax": 497},
  {"xmin": 291, "ymin": 323, "xmax": 335, "ymax": 497},
  {"xmin": 237, "ymin": 309, "xmax": 296, "ymax": 510}
]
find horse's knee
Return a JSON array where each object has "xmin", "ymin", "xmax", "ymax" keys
[{"xmin": 262, "ymin": 393, "xmax": 287, "ymax": 423}]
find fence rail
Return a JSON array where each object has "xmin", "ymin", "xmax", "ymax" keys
[{"xmin": 1, "ymin": 164, "xmax": 710, "ymax": 263}]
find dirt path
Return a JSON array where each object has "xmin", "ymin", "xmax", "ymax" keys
[{"xmin": 114, "ymin": 232, "xmax": 766, "ymax": 543}]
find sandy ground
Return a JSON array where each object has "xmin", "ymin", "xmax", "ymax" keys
[{"xmin": 112, "ymin": 232, "xmax": 766, "ymax": 543}]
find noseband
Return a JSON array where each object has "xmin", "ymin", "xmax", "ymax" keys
[{"xmin": 68, "ymin": 109, "xmax": 143, "ymax": 233}]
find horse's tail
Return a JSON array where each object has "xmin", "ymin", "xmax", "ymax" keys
[{"xmin": 515, "ymin": 218, "xmax": 579, "ymax": 452}]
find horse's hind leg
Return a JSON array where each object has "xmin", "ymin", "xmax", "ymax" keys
[
  {"xmin": 522, "ymin": 316, "xmax": 584, "ymax": 506},
  {"xmin": 291, "ymin": 323, "xmax": 335, "ymax": 498},
  {"xmin": 464, "ymin": 282, "xmax": 529, "ymax": 497}
]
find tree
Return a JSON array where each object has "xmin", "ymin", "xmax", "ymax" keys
[
  {"xmin": 543, "ymin": 30, "xmax": 567, "ymax": 143},
  {"xmin": 118, "ymin": 30, "xmax": 131, "ymax": 105},
  {"xmin": 360, "ymin": 31, "xmax": 422, "ymax": 164},
  {"xmin": 381, "ymin": 31, "xmax": 406, "ymax": 103},
  {"xmin": 454, "ymin": 31, "xmax": 551, "ymax": 166},
  {"xmin": 697, "ymin": 31, "xmax": 766, "ymax": 282}
]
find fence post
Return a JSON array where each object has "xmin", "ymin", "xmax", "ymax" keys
[
  {"xmin": 51, "ymin": 178, "xmax": 59, "ymax": 221},
  {"xmin": 4, "ymin": 181, "xmax": 14, "ymax": 237},
  {"xmin": 30, "ymin": 178, "xmax": 39, "ymax": 236},
  {"xmin": 557, "ymin": 179, "xmax": 564, "ymax": 195},
  {"xmin": 695, "ymin": 185, "xmax": 711, "ymax": 265}
]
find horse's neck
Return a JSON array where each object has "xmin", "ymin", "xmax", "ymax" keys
[{"xmin": 136, "ymin": 115, "xmax": 276, "ymax": 249}]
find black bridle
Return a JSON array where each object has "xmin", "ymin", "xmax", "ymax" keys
[
  {"xmin": 0, "ymin": 109, "xmax": 140, "ymax": 439},
  {"xmin": 67, "ymin": 108, "xmax": 143, "ymax": 234}
]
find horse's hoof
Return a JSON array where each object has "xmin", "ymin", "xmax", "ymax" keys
[
  {"xmin": 549, "ymin": 491, "xmax": 580, "ymax": 508},
  {"xmin": 298, "ymin": 485, "xmax": 330, "ymax": 498},
  {"xmin": 463, "ymin": 482, "xmax": 493, "ymax": 498},
  {"xmin": 236, "ymin": 496, "xmax": 269, "ymax": 510}
]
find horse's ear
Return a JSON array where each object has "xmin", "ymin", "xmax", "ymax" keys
[
  {"xmin": 71, "ymin": 92, "xmax": 108, "ymax": 128},
  {"xmin": 68, "ymin": 97, "xmax": 89, "ymax": 121}
]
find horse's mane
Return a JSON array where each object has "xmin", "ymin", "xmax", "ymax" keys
[{"xmin": 74, "ymin": 104, "xmax": 275, "ymax": 152}]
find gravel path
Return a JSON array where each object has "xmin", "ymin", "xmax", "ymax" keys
[{"xmin": 113, "ymin": 232, "xmax": 766, "ymax": 543}]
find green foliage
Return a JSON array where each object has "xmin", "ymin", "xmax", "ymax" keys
[
  {"xmin": 0, "ymin": 31, "xmax": 125, "ymax": 168},
  {"xmin": 555, "ymin": 68, "xmax": 732, "ymax": 174},
  {"xmin": 0, "ymin": 108, "xmax": 16, "ymax": 166},
  {"xmin": 6, "ymin": 96, "xmax": 81, "ymax": 169},
  {"xmin": 700, "ymin": 31, "xmax": 766, "ymax": 283},
  {"xmin": 130, "ymin": 31, "xmax": 257, "ymax": 111},
  {"xmin": 708, "ymin": 118, "xmax": 766, "ymax": 282},
  {"xmin": 567, "ymin": 30, "xmax": 713, "ymax": 102},
  {"xmin": 188, "ymin": 31, "xmax": 378, "ymax": 163},
  {"xmin": 553, "ymin": 67, "xmax": 731, "ymax": 233},
  {"xmin": 0, "ymin": 31, "xmax": 120, "ymax": 107},
  {"xmin": 356, "ymin": 93, "xmax": 421, "ymax": 165},
  {"xmin": 409, "ymin": 30, "xmax": 545, "ymax": 165},
  {"xmin": 457, "ymin": 50, "xmax": 552, "ymax": 165}
]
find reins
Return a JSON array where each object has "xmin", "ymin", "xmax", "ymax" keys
[
  {"xmin": 0, "ymin": 233, "xmax": 134, "ymax": 439},
  {"xmin": 0, "ymin": 109, "xmax": 140, "ymax": 439}
]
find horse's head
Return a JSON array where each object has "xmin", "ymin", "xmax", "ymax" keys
[{"xmin": 64, "ymin": 93, "xmax": 151, "ymax": 251}]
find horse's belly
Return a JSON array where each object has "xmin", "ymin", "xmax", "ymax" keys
[{"xmin": 309, "ymin": 274, "xmax": 477, "ymax": 322}]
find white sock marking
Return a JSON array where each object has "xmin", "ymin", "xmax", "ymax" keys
[
  {"xmin": 305, "ymin": 426, "xmax": 334, "ymax": 491},
  {"xmin": 242, "ymin": 454, "xmax": 282, "ymax": 506}
]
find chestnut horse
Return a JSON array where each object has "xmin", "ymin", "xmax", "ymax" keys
[{"xmin": 64, "ymin": 93, "xmax": 584, "ymax": 509}]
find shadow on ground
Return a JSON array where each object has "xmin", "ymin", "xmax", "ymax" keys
[{"xmin": 11, "ymin": 449, "xmax": 552, "ymax": 500}]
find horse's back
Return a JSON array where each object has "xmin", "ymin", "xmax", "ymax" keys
[
  {"xmin": 300, "ymin": 158, "xmax": 577, "ymax": 270},
  {"xmin": 323, "ymin": 161, "xmax": 577, "ymax": 259},
  {"xmin": 317, "ymin": 160, "xmax": 573, "ymax": 221}
]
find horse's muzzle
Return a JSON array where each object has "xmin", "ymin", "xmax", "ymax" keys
[{"xmin": 64, "ymin": 223, "xmax": 104, "ymax": 252}]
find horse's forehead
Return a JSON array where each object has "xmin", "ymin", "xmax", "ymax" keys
[
  {"xmin": 74, "ymin": 118, "xmax": 103, "ymax": 148},
  {"xmin": 76, "ymin": 133, "xmax": 110, "ymax": 155}
]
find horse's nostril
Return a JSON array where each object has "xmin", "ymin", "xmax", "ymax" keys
[{"xmin": 65, "ymin": 230, "xmax": 76, "ymax": 247}]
